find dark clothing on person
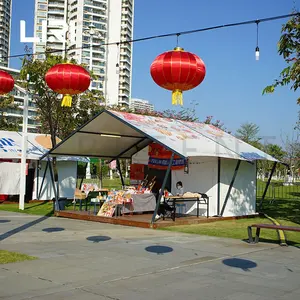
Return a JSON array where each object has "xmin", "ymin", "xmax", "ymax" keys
[{"xmin": 157, "ymin": 202, "xmax": 173, "ymax": 216}]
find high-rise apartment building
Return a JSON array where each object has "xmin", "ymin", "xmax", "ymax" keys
[
  {"xmin": 130, "ymin": 98, "xmax": 154, "ymax": 112},
  {"xmin": 0, "ymin": 66, "xmax": 40, "ymax": 132},
  {"xmin": 33, "ymin": 0, "xmax": 134, "ymax": 106},
  {"xmin": 0, "ymin": 0, "xmax": 12, "ymax": 67}
]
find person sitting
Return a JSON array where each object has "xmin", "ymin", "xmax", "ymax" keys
[
  {"xmin": 154, "ymin": 188, "xmax": 174, "ymax": 221},
  {"xmin": 176, "ymin": 181, "xmax": 184, "ymax": 196}
]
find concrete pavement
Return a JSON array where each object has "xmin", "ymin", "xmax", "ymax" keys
[{"xmin": 0, "ymin": 211, "xmax": 300, "ymax": 299}]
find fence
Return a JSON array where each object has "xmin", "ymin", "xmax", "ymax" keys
[{"xmin": 257, "ymin": 180, "xmax": 300, "ymax": 200}]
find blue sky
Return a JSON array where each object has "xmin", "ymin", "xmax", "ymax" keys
[{"xmin": 10, "ymin": 0, "xmax": 299, "ymax": 144}]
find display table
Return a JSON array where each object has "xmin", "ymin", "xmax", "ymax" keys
[
  {"xmin": 165, "ymin": 195, "xmax": 209, "ymax": 221},
  {"xmin": 122, "ymin": 193, "xmax": 156, "ymax": 214}
]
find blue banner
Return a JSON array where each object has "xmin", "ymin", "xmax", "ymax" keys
[{"xmin": 148, "ymin": 157, "xmax": 186, "ymax": 169}]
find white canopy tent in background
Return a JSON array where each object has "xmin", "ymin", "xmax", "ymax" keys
[
  {"xmin": 0, "ymin": 131, "xmax": 88, "ymax": 200},
  {"xmin": 43, "ymin": 110, "xmax": 278, "ymax": 220}
]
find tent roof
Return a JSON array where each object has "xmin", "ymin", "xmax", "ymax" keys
[
  {"xmin": 0, "ymin": 131, "xmax": 88, "ymax": 162},
  {"xmin": 45, "ymin": 110, "xmax": 278, "ymax": 163}
]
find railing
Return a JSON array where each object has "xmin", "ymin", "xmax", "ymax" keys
[{"xmin": 257, "ymin": 180, "xmax": 300, "ymax": 200}]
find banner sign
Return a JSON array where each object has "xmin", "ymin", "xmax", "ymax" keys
[
  {"xmin": 130, "ymin": 164, "xmax": 144, "ymax": 180},
  {"xmin": 148, "ymin": 143, "xmax": 180, "ymax": 159},
  {"xmin": 148, "ymin": 157, "xmax": 185, "ymax": 170}
]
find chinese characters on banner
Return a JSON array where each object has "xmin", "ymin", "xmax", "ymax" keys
[{"xmin": 130, "ymin": 164, "xmax": 144, "ymax": 180}]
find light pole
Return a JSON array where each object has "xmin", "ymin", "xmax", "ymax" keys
[
  {"xmin": 85, "ymin": 23, "xmax": 102, "ymax": 180},
  {"xmin": 19, "ymin": 74, "xmax": 30, "ymax": 210}
]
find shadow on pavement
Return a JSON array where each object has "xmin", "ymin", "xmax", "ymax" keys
[
  {"xmin": 0, "ymin": 220, "xmax": 11, "ymax": 223},
  {"xmin": 145, "ymin": 245, "xmax": 173, "ymax": 255},
  {"xmin": 222, "ymin": 258, "xmax": 257, "ymax": 271},
  {"xmin": 42, "ymin": 227, "xmax": 65, "ymax": 233},
  {"xmin": 0, "ymin": 211, "xmax": 53, "ymax": 242},
  {"xmin": 86, "ymin": 236, "xmax": 111, "ymax": 243}
]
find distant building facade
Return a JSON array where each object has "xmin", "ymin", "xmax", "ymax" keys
[{"xmin": 130, "ymin": 98, "xmax": 154, "ymax": 112}]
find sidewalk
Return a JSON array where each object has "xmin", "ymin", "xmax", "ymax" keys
[{"xmin": 1, "ymin": 211, "xmax": 300, "ymax": 300}]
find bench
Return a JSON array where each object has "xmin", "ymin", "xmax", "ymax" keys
[{"xmin": 248, "ymin": 224, "xmax": 300, "ymax": 245}]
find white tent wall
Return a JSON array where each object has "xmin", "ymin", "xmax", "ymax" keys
[
  {"xmin": 131, "ymin": 147, "xmax": 149, "ymax": 165},
  {"xmin": 34, "ymin": 161, "xmax": 78, "ymax": 200},
  {"xmin": 171, "ymin": 157, "xmax": 218, "ymax": 217},
  {"xmin": 219, "ymin": 159, "xmax": 256, "ymax": 217}
]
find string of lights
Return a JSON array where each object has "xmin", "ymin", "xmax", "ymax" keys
[{"xmin": 3, "ymin": 12, "xmax": 300, "ymax": 61}]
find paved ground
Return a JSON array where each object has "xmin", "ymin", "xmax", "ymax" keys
[{"xmin": 0, "ymin": 211, "xmax": 300, "ymax": 300}]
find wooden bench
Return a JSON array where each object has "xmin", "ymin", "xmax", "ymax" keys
[{"xmin": 248, "ymin": 224, "xmax": 300, "ymax": 245}]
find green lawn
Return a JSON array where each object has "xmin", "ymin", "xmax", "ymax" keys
[
  {"xmin": 0, "ymin": 201, "xmax": 54, "ymax": 216},
  {"xmin": 161, "ymin": 217, "xmax": 300, "ymax": 247},
  {"xmin": 77, "ymin": 178, "xmax": 130, "ymax": 190},
  {"xmin": 0, "ymin": 250, "xmax": 37, "ymax": 264}
]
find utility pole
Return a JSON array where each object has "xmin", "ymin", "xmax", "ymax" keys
[{"xmin": 19, "ymin": 74, "xmax": 30, "ymax": 210}]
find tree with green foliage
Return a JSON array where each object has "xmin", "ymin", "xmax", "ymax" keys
[
  {"xmin": 20, "ymin": 52, "xmax": 103, "ymax": 142},
  {"xmin": 19, "ymin": 50, "xmax": 103, "ymax": 195},
  {"xmin": 258, "ymin": 143, "xmax": 286, "ymax": 179},
  {"xmin": 107, "ymin": 101, "xmax": 229, "ymax": 131},
  {"xmin": 263, "ymin": 12, "xmax": 300, "ymax": 104},
  {"xmin": 0, "ymin": 95, "xmax": 20, "ymax": 131},
  {"xmin": 236, "ymin": 122, "xmax": 261, "ymax": 146}
]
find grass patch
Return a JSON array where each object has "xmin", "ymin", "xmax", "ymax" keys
[
  {"xmin": 258, "ymin": 198, "xmax": 300, "ymax": 224},
  {"xmin": 0, "ymin": 202, "xmax": 54, "ymax": 216},
  {"xmin": 161, "ymin": 217, "xmax": 300, "ymax": 247},
  {"xmin": 77, "ymin": 178, "xmax": 130, "ymax": 190},
  {"xmin": 0, "ymin": 250, "xmax": 37, "ymax": 264}
]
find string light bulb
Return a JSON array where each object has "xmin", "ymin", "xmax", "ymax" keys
[
  {"xmin": 255, "ymin": 20, "xmax": 260, "ymax": 61},
  {"xmin": 255, "ymin": 46, "xmax": 260, "ymax": 60}
]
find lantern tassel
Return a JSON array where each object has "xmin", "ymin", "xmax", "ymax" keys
[
  {"xmin": 61, "ymin": 95, "xmax": 72, "ymax": 107},
  {"xmin": 172, "ymin": 89, "xmax": 183, "ymax": 105}
]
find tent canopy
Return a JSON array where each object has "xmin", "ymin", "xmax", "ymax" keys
[
  {"xmin": 45, "ymin": 110, "xmax": 278, "ymax": 163},
  {"xmin": 0, "ymin": 131, "xmax": 88, "ymax": 162}
]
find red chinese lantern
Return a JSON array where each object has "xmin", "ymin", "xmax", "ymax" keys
[
  {"xmin": 45, "ymin": 63, "xmax": 91, "ymax": 107},
  {"xmin": 0, "ymin": 70, "xmax": 14, "ymax": 95},
  {"xmin": 150, "ymin": 47, "xmax": 206, "ymax": 105}
]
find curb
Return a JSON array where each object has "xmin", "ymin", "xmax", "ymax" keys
[{"xmin": 263, "ymin": 213, "xmax": 287, "ymax": 246}]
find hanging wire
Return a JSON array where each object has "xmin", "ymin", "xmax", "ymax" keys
[
  {"xmin": 116, "ymin": 42, "xmax": 120, "ymax": 74},
  {"xmin": 176, "ymin": 33, "xmax": 180, "ymax": 47},
  {"xmin": 3, "ymin": 12, "xmax": 299, "ymax": 60}
]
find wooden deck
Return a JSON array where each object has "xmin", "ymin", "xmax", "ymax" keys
[{"xmin": 55, "ymin": 210, "xmax": 259, "ymax": 229}]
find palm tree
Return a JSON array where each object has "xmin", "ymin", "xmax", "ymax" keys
[{"xmin": 236, "ymin": 122, "xmax": 260, "ymax": 144}]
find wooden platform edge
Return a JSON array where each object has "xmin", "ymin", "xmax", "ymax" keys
[
  {"xmin": 55, "ymin": 211, "xmax": 152, "ymax": 229},
  {"xmin": 55, "ymin": 211, "xmax": 260, "ymax": 229}
]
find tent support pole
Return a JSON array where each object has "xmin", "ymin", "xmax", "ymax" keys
[
  {"xmin": 151, "ymin": 153, "xmax": 174, "ymax": 224},
  {"xmin": 220, "ymin": 160, "xmax": 241, "ymax": 216},
  {"xmin": 217, "ymin": 157, "xmax": 221, "ymax": 215},
  {"xmin": 117, "ymin": 159, "xmax": 124, "ymax": 188},
  {"xmin": 36, "ymin": 162, "xmax": 39, "ymax": 200},
  {"xmin": 48, "ymin": 157, "xmax": 58, "ymax": 210},
  {"xmin": 259, "ymin": 161, "xmax": 277, "ymax": 211},
  {"xmin": 38, "ymin": 160, "xmax": 48, "ymax": 200},
  {"xmin": 79, "ymin": 162, "xmax": 88, "ymax": 189}
]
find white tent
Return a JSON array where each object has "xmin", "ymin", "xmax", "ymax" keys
[
  {"xmin": 43, "ymin": 110, "xmax": 278, "ymax": 218},
  {"xmin": 0, "ymin": 131, "xmax": 88, "ymax": 200}
]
